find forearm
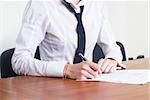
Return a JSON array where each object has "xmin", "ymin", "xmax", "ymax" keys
[{"xmin": 12, "ymin": 53, "xmax": 67, "ymax": 77}]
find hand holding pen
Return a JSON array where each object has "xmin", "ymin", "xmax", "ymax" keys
[
  {"xmin": 64, "ymin": 53, "xmax": 125, "ymax": 80},
  {"xmin": 64, "ymin": 53, "xmax": 99, "ymax": 80}
]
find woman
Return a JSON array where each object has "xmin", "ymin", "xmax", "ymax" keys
[{"xmin": 12, "ymin": 0, "xmax": 125, "ymax": 80}]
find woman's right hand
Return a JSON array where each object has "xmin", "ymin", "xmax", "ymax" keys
[{"xmin": 64, "ymin": 61, "xmax": 101, "ymax": 80}]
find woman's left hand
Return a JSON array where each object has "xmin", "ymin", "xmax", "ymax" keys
[{"xmin": 98, "ymin": 58, "xmax": 118, "ymax": 73}]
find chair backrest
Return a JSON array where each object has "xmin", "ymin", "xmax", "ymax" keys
[
  {"xmin": 0, "ymin": 47, "xmax": 40, "ymax": 78},
  {"xmin": 93, "ymin": 41, "xmax": 126, "ymax": 63},
  {"xmin": 116, "ymin": 41, "xmax": 126, "ymax": 61},
  {"xmin": 1, "ymin": 48, "xmax": 18, "ymax": 78}
]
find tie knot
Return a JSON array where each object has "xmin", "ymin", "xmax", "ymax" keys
[
  {"xmin": 79, "ymin": 6, "xmax": 84, "ymax": 14},
  {"xmin": 63, "ymin": 1, "xmax": 84, "ymax": 18},
  {"xmin": 74, "ymin": 6, "xmax": 84, "ymax": 21}
]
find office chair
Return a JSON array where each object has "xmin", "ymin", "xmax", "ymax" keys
[
  {"xmin": 92, "ymin": 41, "xmax": 126, "ymax": 63},
  {"xmin": 1, "ymin": 48, "xmax": 18, "ymax": 78},
  {"xmin": 0, "ymin": 41, "xmax": 126, "ymax": 78},
  {"xmin": 0, "ymin": 47, "xmax": 40, "ymax": 78}
]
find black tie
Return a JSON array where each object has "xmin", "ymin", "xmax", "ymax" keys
[
  {"xmin": 63, "ymin": 1, "xmax": 86, "ymax": 64},
  {"xmin": 65, "ymin": 4, "xmax": 86, "ymax": 64},
  {"xmin": 73, "ymin": 6, "xmax": 86, "ymax": 64}
]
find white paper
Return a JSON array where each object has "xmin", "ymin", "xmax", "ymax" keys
[{"xmin": 88, "ymin": 69, "xmax": 150, "ymax": 84}]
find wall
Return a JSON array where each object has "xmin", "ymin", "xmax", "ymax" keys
[
  {"xmin": 0, "ymin": 1, "xmax": 27, "ymax": 55},
  {"xmin": 106, "ymin": 1, "xmax": 149, "ymax": 59},
  {"xmin": 0, "ymin": 1, "xmax": 149, "ymax": 60}
]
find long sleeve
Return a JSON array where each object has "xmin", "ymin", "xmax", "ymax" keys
[
  {"xmin": 11, "ymin": 1, "xmax": 67, "ymax": 77},
  {"xmin": 97, "ymin": 5, "xmax": 123, "ymax": 63}
]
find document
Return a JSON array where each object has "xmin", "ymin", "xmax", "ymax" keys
[{"xmin": 86, "ymin": 69, "xmax": 150, "ymax": 84}]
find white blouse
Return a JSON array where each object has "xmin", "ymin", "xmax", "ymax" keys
[{"xmin": 12, "ymin": 0, "xmax": 122, "ymax": 77}]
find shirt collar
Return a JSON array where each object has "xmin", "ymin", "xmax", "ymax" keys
[{"xmin": 65, "ymin": 0, "xmax": 84, "ymax": 9}]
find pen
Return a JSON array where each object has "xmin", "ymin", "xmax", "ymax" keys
[{"xmin": 78, "ymin": 53, "xmax": 87, "ymax": 61}]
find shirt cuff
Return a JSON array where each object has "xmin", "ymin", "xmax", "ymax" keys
[
  {"xmin": 104, "ymin": 49, "xmax": 122, "ymax": 62},
  {"xmin": 46, "ymin": 61, "xmax": 67, "ymax": 77},
  {"xmin": 105, "ymin": 55, "xmax": 126, "ymax": 69}
]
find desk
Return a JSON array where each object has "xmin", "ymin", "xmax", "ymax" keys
[
  {"xmin": 122, "ymin": 58, "xmax": 150, "ymax": 69},
  {"xmin": 0, "ymin": 58, "xmax": 150, "ymax": 100}
]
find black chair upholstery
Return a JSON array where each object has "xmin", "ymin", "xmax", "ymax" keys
[
  {"xmin": 116, "ymin": 41, "xmax": 126, "ymax": 61},
  {"xmin": 1, "ymin": 48, "xmax": 18, "ymax": 78},
  {"xmin": 0, "ymin": 47, "xmax": 40, "ymax": 78},
  {"xmin": 0, "ymin": 41, "xmax": 126, "ymax": 78}
]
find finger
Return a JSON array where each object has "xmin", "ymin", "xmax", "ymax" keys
[
  {"xmin": 110, "ymin": 65, "xmax": 117, "ymax": 72},
  {"xmin": 104, "ymin": 59, "xmax": 118, "ymax": 73},
  {"xmin": 101, "ymin": 59, "xmax": 110, "ymax": 72},
  {"xmin": 107, "ymin": 59, "xmax": 118, "ymax": 72},
  {"xmin": 110, "ymin": 62, "xmax": 118, "ymax": 72},
  {"xmin": 98, "ymin": 59, "xmax": 104, "ymax": 74},
  {"xmin": 104, "ymin": 62, "xmax": 113, "ymax": 73},
  {"xmin": 85, "ymin": 61, "xmax": 98, "ymax": 71},
  {"xmin": 82, "ymin": 64, "xmax": 98, "ymax": 76},
  {"xmin": 80, "ymin": 70, "xmax": 95, "ymax": 79}
]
